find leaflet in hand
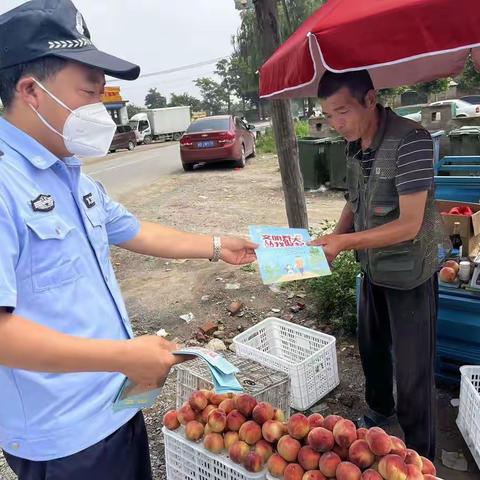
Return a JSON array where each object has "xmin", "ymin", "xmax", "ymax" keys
[{"xmin": 249, "ymin": 226, "xmax": 331, "ymax": 285}]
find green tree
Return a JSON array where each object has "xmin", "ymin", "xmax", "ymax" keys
[
  {"xmin": 414, "ymin": 79, "xmax": 450, "ymax": 101},
  {"xmin": 458, "ymin": 55, "xmax": 480, "ymax": 93},
  {"xmin": 169, "ymin": 92, "xmax": 202, "ymax": 111},
  {"xmin": 144, "ymin": 88, "xmax": 167, "ymax": 109},
  {"xmin": 126, "ymin": 104, "xmax": 143, "ymax": 118},
  {"xmin": 194, "ymin": 78, "xmax": 228, "ymax": 115}
]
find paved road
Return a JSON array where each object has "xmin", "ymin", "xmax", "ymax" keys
[{"xmin": 83, "ymin": 143, "xmax": 182, "ymax": 199}]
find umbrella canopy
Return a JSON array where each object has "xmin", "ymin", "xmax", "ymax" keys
[{"xmin": 259, "ymin": 0, "xmax": 480, "ymax": 99}]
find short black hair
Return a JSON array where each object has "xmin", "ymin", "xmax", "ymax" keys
[
  {"xmin": 0, "ymin": 56, "xmax": 68, "ymax": 109},
  {"xmin": 318, "ymin": 70, "xmax": 374, "ymax": 105}
]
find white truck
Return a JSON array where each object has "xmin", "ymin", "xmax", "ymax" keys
[{"xmin": 129, "ymin": 106, "xmax": 191, "ymax": 144}]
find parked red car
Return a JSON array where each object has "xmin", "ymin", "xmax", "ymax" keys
[{"xmin": 180, "ymin": 115, "xmax": 256, "ymax": 171}]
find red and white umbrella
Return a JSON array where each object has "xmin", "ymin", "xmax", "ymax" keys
[{"xmin": 259, "ymin": 0, "xmax": 480, "ymax": 99}]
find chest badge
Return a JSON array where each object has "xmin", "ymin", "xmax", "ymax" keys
[
  {"xmin": 83, "ymin": 193, "xmax": 96, "ymax": 209},
  {"xmin": 375, "ymin": 167, "xmax": 381, "ymax": 175},
  {"xmin": 31, "ymin": 194, "xmax": 55, "ymax": 212}
]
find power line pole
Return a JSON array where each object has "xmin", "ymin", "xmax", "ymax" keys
[{"xmin": 253, "ymin": 0, "xmax": 308, "ymax": 228}]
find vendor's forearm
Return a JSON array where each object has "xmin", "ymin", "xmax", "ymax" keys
[
  {"xmin": 120, "ymin": 221, "xmax": 215, "ymax": 259},
  {"xmin": 340, "ymin": 219, "xmax": 420, "ymax": 251},
  {"xmin": 0, "ymin": 311, "xmax": 127, "ymax": 373},
  {"xmin": 333, "ymin": 203, "xmax": 354, "ymax": 235}
]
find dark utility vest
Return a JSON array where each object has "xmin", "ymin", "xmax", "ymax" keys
[{"xmin": 347, "ymin": 108, "xmax": 447, "ymax": 290}]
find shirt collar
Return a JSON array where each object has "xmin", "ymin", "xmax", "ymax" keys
[{"xmin": 0, "ymin": 117, "xmax": 80, "ymax": 169}]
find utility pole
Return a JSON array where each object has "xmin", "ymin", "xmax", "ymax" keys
[{"xmin": 253, "ymin": 0, "xmax": 308, "ymax": 228}]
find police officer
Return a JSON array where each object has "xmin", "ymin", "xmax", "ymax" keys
[
  {"xmin": 0, "ymin": 1, "xmax": 257, "ymax": 479},
  {"xmin": 311, "ymin": 70, "xmax": 447, "ymax": 460}
]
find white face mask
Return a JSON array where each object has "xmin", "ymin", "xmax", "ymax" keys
[{"xmin": 30, "ymin": 79, "xmax": 116, "ymax": 158}]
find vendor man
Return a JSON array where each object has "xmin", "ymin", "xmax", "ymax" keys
[
  {"xmin": 0, "ymin": 1, "xmax": 256, "ymax": 479},
  {"xmin": 311, "ymin": 70, "xmax": 447, "ymax": 460}
]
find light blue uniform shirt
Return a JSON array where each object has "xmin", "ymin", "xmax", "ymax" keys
[{"xmin": 0, "ymin": 118, "xmax": 141, "ymax": 461}]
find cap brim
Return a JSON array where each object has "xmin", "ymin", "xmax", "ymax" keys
[{"xmin": 51, "ymin": 48, "xmax": 140, "ymax": 80}]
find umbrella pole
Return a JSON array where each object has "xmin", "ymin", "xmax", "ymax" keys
[{"xmin": 254, "ymin": 0, "xmax": 309, "ymax": 229}]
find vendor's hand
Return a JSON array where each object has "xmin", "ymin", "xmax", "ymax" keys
[
  {"xmin": 308, "ymin": 234, "xmax": 346, "ymax": 264},
  {"xmin": 120, "ymin": 336, "xmax": 189, "ymax": 387},
  {"xmin": 220, "ymin": 236, "xmax": 258, "ymax": 265}
]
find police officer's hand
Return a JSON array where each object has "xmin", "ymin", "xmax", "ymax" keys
[
  {"xmin": 308, "ymin": 234, "xmax": 346, "ymax": 264},
  {"xmin": 220, "ymin": 236, "xmax": 258, "ymax": 265},
  {"xmin": 121, "ymin": 336, "xmax": 188, "ymax": 387}
]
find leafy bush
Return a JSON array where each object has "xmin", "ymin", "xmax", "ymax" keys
[
  {"xmin": 255, "ymin": 121, "xmax": 309, "ymax": 155},
  {"xmin": 308, "ymin": 221, "xmax": 361, "ymax": 336},
  {"xmin": 295, "ymin": 120, "xmax": 309, "ymax": 138}
]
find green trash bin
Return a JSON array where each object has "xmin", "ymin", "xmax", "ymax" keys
[
  {"xmin": 449, "ymin": 126, "xmax": 480, "ymax": 157},
  {"xmin": 321, "ymin": 137, "xmax": 347, "ymax": 189},
  {"xmin": 297, "ymin": 137, "xmax": 329, "ymax": 190}
]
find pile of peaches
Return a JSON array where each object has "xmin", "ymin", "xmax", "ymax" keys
[{"xmin": 163, "ymin": 389, "xmax": 438, "ymax": 480}]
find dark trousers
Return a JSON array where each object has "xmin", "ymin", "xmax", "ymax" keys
[
  {"xmin": 3, "ymin": 412, "xmax": 152, "ymax": 480},
  {"xmin": 358, "ymin": 273, "xmax": 438, "ymax": 460}
]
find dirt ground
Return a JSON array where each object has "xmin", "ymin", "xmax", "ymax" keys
[{"xmin": 1, "ymin": 153, "xmax": 478, "ymax": 479}]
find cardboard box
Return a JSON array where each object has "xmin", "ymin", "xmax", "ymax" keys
[{"xmin": 436, "ymin": 200, "xmax": 480, "ymax": 257}]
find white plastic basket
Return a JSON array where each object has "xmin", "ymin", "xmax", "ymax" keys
[
  {"xmin": 163, "ymin": 426, "xmax": 266, "ymax": 480},
  {"xmin": 456, "ymin": 365, "xmax": 480, "ymax": 470},
  {"xmin": 233, "ymin": 317, "xmax": 339, "ymax": 411},
  {"xmin": 175, "ymin": 352, "xmax": 291, "ymax": 417}
]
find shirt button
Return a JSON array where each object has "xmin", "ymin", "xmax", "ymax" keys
[{"xmin": 10, "ymin": 442, "xmax": 20, "ymax": 450}]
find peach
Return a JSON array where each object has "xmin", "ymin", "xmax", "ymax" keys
[
  {"xmin": 284, "ymin": 463, "xmax": 305, "ymax": 480},
  {"xmin": 349, "ymin": 439, "xmax": 375, "ymax": 469},
  {"xmin": 210, "ymin": 393, "xmax": 228, "ymax": 405},
  {"xmin": 336, "ymin": 461, "xmax": 362, "ymax": 480},
  {"xmin": 333, "ymin": 419, "xmax": 358, "ymax": 448},
  {"xmin": 218, "ymin": 398, "xmax": 236, "ymax": 414},
  {"xmin": 307, "ymin": 427, "xmax": 335, "ymax": 452},
  {"xmin": 308, "ymin": 413, "xmax": 325, "ymax": 429},
  {"xmin": 162, "ymin": 410, "xmax": 180, "ymax": 430},
  {"xmin": 318, "ymin": 451, "xmax": 342, "ymax": 477},
  {"xmin": 185, "ymin": 420, "xmax": 204, "ymax": 441},
  {"xmin": 238, "ymin": 420, "xmax": 262, "ymax": 445},
  {"xmin": 357, "ymin": 427, "xmax": 369, "ymax": 440},
  {"xmin": 323, "ymin": 414, "xmax": 343, "ymax": 431},
  {"xmin": 277, "ymin": 434, "xmax": 302, "ymax": 462},
  {"xmin": 267, "ymin": 453, "xmax": 288, "ymax": 477},
  {"xmin": 378, "ymin": 454, "xmax": 408, "ymax": 480},
  {"xmin": 390, "ymin": 436, "xmax": 407, "ymax": 459},
  {"xmin": 252, "ymin": 401, "xmax": 274, "ymax": 425},
  {"xmin": 200, "ymin": 404, "xmax": 217, "ymax": 424},
  {"xmin": 420, "ymin": 457, "xmax": 436, "ymax": 476},
  {"xmin": 406, "ymin": 464, "xmax": 423, "ymax": 480},
  {"xmin": 177, "ymin": 404, "xmax": 196, "ymax": 425},
  {"xmin": 235, "ymin": 393, "xmax": 257, "ymax": 417},
  {"xmin": 288, "ymin": 413, "xmax": 311, "ymax": 440},
  {"xmin": 444, "ymin": 259, "xmax": 460, "ymax": 274},
  {"xmin": 244, "ymin": 451, "xmax": 264, "ymax": 473},
  {"xmin": 254, "ymin": 439, "xmax": 273, "ymax": 462},
  {"xmin": 273, "ymin": 408, "xmax": 285, "ymax": 422},
  {"xmin": 189, "ymin": 390, "xmax": 209, "ymax": 411},
  {"xmin": 199, "ymin": 388, "xmax": 212, "ymax": 401},
  {"xmin": 366, "ymin": 427, "xmax": 392, "ymax": 456},
  {"xmin": 203, "ymin": 432, "xmax": 224, "ymax": 453},
  {"xmin": 423, "ymin": 475, "xmax": 437, "ymax": 480},
  {"xmin": 226, "ymin": 410, "xmax": 246, "ymax": 431},
  {"xmin": 404, "ymin": 449, "xmax": 423, "ymax": 470},
  {"xmin": 361, "ymin": 469, "xmax": 383, "ymax": 479},
  {"xmin": 204, "ymin": 424, "xmax": 212, "ymax": 435},
  {"xmin": 208, "ymin": 409, "xmax": 227, "ymax": 433},
  {"xmin": 224, "ymin": 431, "xmax": 239, "ymax": 450},
  {"xmin": 228, "ymin": 440, "xmax": 250, "ymax": 464},
  {"xmin": 262, "ymin": 420, "xmax": 284, "ymax": 443},
  {"xmin": 302, "ymin": 471, "xmax": 327, "ymax": 480},
  {"xmin": 298, "ymin": 445, "xmax": 321, "ymax": 470},
  {"xmin": 333, "ymin": 443, "xmax": 350, "ymax": 460},
  {"xmin": 439, "ymin": 266, "xmax": 456, "ymax": 283}
]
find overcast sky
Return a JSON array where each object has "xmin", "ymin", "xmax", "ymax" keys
[{"xmin": 0, "ymin": 1, "xmax": 242, "ymax": 106}]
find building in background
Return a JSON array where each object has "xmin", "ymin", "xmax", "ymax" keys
[{"xmin": 101, "ymin": 86, "xmax": 129, "ymax": 125}]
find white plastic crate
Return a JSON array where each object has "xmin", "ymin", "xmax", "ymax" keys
[
  {"xmin": 456, "ymin": 365, "xmax": 480, "ymax": 470},
  {"xmin": 175, "ymin": 352, "xmax": 291, "ymax": 417},
  {"xmin": 163, "ymin": 426, "xmax": 266, "ymax": 480},
  {"xmin": 233, "ymin": 317, "xmax": 339, "ymax": 411}
]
